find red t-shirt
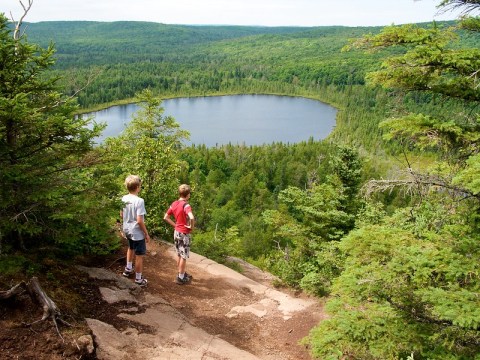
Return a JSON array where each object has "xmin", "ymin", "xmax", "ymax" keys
[{"xmin": 166, "ymin": 200, "xmax": 192, "ymax": 234}]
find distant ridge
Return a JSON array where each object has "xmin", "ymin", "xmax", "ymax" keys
[{"xmin": 18, "ymin": 19, "xmax": 461, "ymax": 108}]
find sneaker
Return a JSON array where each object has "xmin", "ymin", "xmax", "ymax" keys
[
  {"xmin": 122, "ymin": 267, "xmax": 134, "ymax": 277},
  {"xmin": 135, "ymin": 277, "xmax": 148, "ymax": 286},
  {"xmin": 184, "ymin": 272, "xmax": 193, "ymax": 281},
  {"xmin": 175, "ymin": 276, "xmax": 189, "ymax": 285}
]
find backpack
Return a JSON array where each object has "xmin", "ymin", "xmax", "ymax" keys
[{"xmin": 180, "ymin": 200, "xmax": 191, "ymax": 227}]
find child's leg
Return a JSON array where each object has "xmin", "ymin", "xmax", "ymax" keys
[
  {"xmin": 126, "ymin": 247, "xmax": 134, "ymax": 268},
  {"xmin": 178, "ymin": 257, "xmax": 186, "ymax": 275},
  {"xmin": 135, "ymin": 255, "xmax": 144, "ymax": 275},
  {"xmin": 123, "ymin": 238, "xmax": 135, "ymax": 276},
  {"xmin": 133, "ymin": 239, "xmax": 147, "ymax": 283}
]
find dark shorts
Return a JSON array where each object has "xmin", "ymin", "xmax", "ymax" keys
[
  {"xmin": 127, "ymin": 237, "xmax": 147, "ymax": 256},
  {"xmin": 174, "ymin": 230, "xmax": 191, "ymax": 260}
]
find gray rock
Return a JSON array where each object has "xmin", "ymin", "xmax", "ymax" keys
[{"xmin": 99, "ymin": 286, "xmax": 138, "ymax": 304}]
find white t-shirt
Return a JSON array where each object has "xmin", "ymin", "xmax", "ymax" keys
[{"xmin": 122, "ymin": 194, "xmax": 147, "ymax": 240}]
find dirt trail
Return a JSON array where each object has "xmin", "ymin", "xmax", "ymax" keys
[
  {"xmin": 100, "ymin": 240, "xmax": 326, "ymax": 359},
  {"xmin": 0, "ymin": 240, "xmax": 326, "ymax": 359}
]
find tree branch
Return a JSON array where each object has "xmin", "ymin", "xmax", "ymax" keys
[
  {"xmin": 437, "ymin": 0, "xmax": 480, "ymax": 16},
  {"xmin": 39, "ymin": 67, "xmax": 104, "ymax": 111},
  {"xmin": 363, "ymin": 168, "xmax": 479, "ymax": 200},
  {"xmin": 384, "ymin": 293, "xmax": 480, "ymax": 334},
  {"xmin": 12, "ymin": 0, "xmax": 33, "ymax": 41},
  {"xmin": 0, "ymin": 281, "xmax": 27, "ymax": 300}
]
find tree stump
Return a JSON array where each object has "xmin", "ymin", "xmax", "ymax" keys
[{"xmin": 0, "ymin": 276, "xmax": 71, "ymax": 341}]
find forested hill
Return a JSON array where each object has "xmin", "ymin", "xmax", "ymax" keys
[
  {"xmin": 24, "ymin": 21, "xmax": 370, "ymax": 49},
  {"xmin": 23, "ymin": 21, "xmax": 328, "ymax": 65},
  {"xmin": 22, "ymin": 21, "xmax": 384, "ymax": 68},
  {"xmin": 21, "ymin": 21, "xmax": 389, "ymax": 106},
  {"xmin": 24, "ymin": 20, "xmax": 458, "ymax": 68},
  {"xmin": 23, "ymin": 20, "xmax": 464, "ymax": 109},
  {"xmin": 25, "ymin": 21, "xmax": 314, "ymax": 46}
]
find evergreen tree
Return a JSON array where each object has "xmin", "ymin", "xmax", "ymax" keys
[
  {"xmin": 104, "ymin": 89, "xmax": 190, "ymax": 234},
  {"xmin": 0, "ymin": 13, "xmax": 115, "ymax": 254},
  {"xmin": 308, "ymin": 2, "xmax": 480, "ymax": 359},
  {"xmin": 262, "ymin": 175, "xmax": 355, "ymax": 295}
]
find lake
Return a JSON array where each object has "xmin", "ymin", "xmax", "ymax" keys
[{"xmin": 87, "ymin": 95, "xmax": 337, "ymax": 146}]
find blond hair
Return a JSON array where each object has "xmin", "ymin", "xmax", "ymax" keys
[
  {"xmin": 178, "ymin": 184, "xmax": 191, "ymax": 198},
  {"xmin": 125, "ymin": 175, "xmax": 141, "ymax": 192}
]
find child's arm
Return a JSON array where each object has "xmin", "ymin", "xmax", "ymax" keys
[
  {"xmin": 136, "ymin": 215, "xmax": 150, "ymax": 243},
  {"xmin": 186, "ymin": 212, "xmax": 195, "ymax": 230},
  {"xmin": 118, "ymin": 210, "xmax": 125, "ymax": 238},
  {"xmin": 163, "ymin": 212, "xmax": 175, "ymax": 228}
]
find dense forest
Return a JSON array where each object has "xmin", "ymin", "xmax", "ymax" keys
[
  {"xmin": 1, "ymin": 0, "xmax": 479, "ymax": 358},
  {"xmin": 23, "ymin": 21, "xmax": 403, "ymax": 108}
]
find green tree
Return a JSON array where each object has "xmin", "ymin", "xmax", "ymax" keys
[
  {"xmin": 263, "ymin": 178, "xmax": 353, "ymax": 295},
  {"xmin": 105, "ymin": 89, "xmax": 189, "ymax": 234},
  {"xmin": 0, "ymin": 12, "xmax": 117, "ymax": 254},
  {"xmin": 259, "ymin": 145, "xmax": 362, "ymax": 295},
  {"xmin": 330, "ymin": 146, "xmax": 363, "ymax": 213},
  {"xmin": 308, "ymin": 2, "xmax": 480, "ymax": 359}
]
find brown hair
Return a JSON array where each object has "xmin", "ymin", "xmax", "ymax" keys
[
  {"xmin": 125, "ymin": 175, "xmax": 141, "ymax": 192},
  {"xmin": 178, "ymin": 184, "xmax": 191, "ymax": 198}
]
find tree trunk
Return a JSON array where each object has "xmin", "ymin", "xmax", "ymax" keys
[{"xmin": 0, "ymin": 277, "xmax": 71, "ymax": 340}]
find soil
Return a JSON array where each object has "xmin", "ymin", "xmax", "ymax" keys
[{"xmin": 0, "ymin": 240, "xmax": 326, "ymax": 360}]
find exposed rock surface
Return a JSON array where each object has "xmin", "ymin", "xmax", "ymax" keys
[{"xmin": 76, "ymin": 241, "xmax": 325, "ymax": 359}]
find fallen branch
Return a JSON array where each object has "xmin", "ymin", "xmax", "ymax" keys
[{"xmin": 0, "ymin": 280, "xmax": 27, "ymax": 300}]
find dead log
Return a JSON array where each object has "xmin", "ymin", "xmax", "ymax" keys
[
  {"xmin": 0, "ymin": 280, "xmax": 27, "ymax": 300},
  {"xmin": 0, "ymin": 277, "xmax": 71, "ymax": 341}
]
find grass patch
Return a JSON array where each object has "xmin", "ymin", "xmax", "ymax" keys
[{"xmin": 0, "ymin": 255, "xmax": 32, "ymax": 277}]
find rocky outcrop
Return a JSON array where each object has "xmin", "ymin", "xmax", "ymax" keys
[{"xmin": 77, "ymin": 246, "xmax": 318, "ymax": 360}]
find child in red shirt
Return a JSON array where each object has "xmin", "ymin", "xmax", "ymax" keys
[{"xmin": 164, "ymin": 184, "xmax": 195, "ymax": 284}]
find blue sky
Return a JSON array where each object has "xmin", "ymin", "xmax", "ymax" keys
[{"xmin": 2, "ymin": 0, "xmax": 460, "ymax": 26}]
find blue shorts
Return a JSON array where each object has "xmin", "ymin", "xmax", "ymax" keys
[
  {"xmin": 127, "ymin": 237, "xmax": 146, "ymax": 256},
  {"xmin": 174, "ymin": 231, "xmax": 191, "ymax": 260}
]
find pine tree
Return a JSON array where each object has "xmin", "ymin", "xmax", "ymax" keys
[
  {"xmin": 0, "ymin": 13, "xmax": 113, "ymax": 253},
  {"xmin": 308, "ymin": 2, "xmax": 480, "ymax": 359}
]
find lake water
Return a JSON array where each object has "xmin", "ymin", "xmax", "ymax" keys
[{"xmin": 87, "ymin": 95, "xmax": 337, "ymax": 146}]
